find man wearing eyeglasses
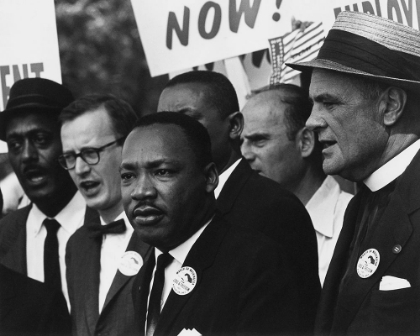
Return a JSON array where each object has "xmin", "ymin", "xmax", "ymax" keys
[{"xmin": 60, "ymin": 94, "xmax": 149, "ymax": 336}]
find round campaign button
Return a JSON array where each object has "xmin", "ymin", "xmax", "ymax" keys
[
  {"xmin": 357, "ymin": 248, "xmax": 380, "ymax": 278},
  {"xmin": 118, "ymin": 251, "xmax": 143, "ymax": 276},
  {"xmin": 172, "ymin": 266, "xmax": 197, "ymax": 295}
]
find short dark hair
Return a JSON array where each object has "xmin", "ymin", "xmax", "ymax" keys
[
  {"xmin": 266, "ymin": 84, "xmax": 313, "ymax": 140},
  {"xmin": 59, "ymin": 94, "xmax": 138, "ymax": 138},
  {"xmin": 165, "ymin": 71, "xmax": 239, "ymax": 119},
  {"xmin": 134, "ymin": 112, "xmax": 213, "ymax": 168}
]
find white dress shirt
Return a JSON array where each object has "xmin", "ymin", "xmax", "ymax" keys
[
  {"xmin": 98, "ymin": 211, "xmax": 134, "ymax": 313},
  {"xmin": 306, "ymin": 176, "xmax": 353, "ymax": 286},
  {"xmin": 144, "ymin": 218, "xmax": 212, "ymax": 332},
  {"xmin": 26, "ymin": 191, "xmax": 86, "ymax": 309},
  {"xmin": 364, "ymin": 139, "xmax": 420, "ymax": 191},
  {"xmin": 214, "ymin": 158, "xmax": 241, "ymax": 199}
]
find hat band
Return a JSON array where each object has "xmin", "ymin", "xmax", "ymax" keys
[
  {"xmin": 318, "ymin": 29, "xmax": 420, "ymax": 82},
  {"xmin": 6, "ymin": 93, "xmax": 63, "ymax": 110}
]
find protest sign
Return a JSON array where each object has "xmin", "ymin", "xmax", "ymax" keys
[
  {"xmin": 325, "ymin": 0, "xmax": 420, "ymax": 30},
  {"xmin": 0, "ymin": 0, "xmax": 61, "ymax": 152},
  {"xmin": 131, "ymin": 0, "xmax": 322, "ymax": 77}
]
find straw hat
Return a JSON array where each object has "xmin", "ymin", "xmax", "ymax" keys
[
  {"xmin": 0, "ymin": 78, "xmax": 74, "ymax": 141},
  {"xmin": 287, "ymin": 11, "xmax": 420, "ymax": 92}
]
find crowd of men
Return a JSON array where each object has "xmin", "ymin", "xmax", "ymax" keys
[{"xmin": 0, "ymin": 10, "xmax": 420, "ymax": 336}]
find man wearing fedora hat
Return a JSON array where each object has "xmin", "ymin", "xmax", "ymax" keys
[
  {"xmin": 288, "ymin": 11, "xmax": 420, "ymax": 335},
  {"xmin": 0, "ymin": 78, "xmax": 93, "ymax": 312}
]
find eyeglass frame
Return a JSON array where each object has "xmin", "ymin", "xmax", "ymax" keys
[{"xmin": 58, "ymin": 137, "xmax": 125, "ymax": 170}]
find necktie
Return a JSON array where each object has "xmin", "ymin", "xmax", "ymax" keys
[
  {"xmin": 43, "ymin": 218, "xmax": 61, "ymax": 291},
  {"xmin": 146, "ymin": 253, "xmax": 174, "ymax": 336},
  {"xmin": 87, "ymin": 218, "xmax": 126, "ymax": 238}
]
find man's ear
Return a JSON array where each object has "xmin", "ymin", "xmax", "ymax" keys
[
  {"xmin": 204, "ymin": 162, "xmax": 219, "ymax": 193},
  {"xmin": 297, "ymin": 127, "xmax": 316, "ymax": 158},
  {"xmin": 227, "ymin": 112, "xmax": 244, "ymax": 140},
  {"xmin": 380, "ymin": 87, "xmax": 407, "ymax": 126}
]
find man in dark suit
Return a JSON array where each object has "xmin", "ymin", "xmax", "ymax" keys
[
  {"xmin": 157, "ymin": 70, "xmax": 320, "ymax": 334},
  {"xmin": 60, "ymin": 94, "xmax": 150, "ymax": 335},
  {"xmin": 0, "ymin": 263, "xmax": 71, "ymax": 336},
  {"xmin": 122, "ymin": 112, "xmax": 298, "ymax": 336},
  {"xmin": 0, "ymin": 78, "xmax": 86, "ymax": 316},
  {"xmin": 288, "ymin": 11, "xmax": 420, "ymax": 335}
]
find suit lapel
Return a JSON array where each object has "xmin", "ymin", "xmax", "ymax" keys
[
  {"xmin": 1, "ymin": 205, "xmax": 31, "ymax": 275},
  {"xmin": 216, "ymin": 159, "xmax": 250, "ymax": 214},
  {"xmin": 332, "ymin": 150, "xmax": 420, "ymax": 333},
  {"xmin": 155, "ymin": 215, "xmax": 229, "ymax": 335},
  {"xmin": 316, "ymin": 192, "xmax": 363, "ymax": 333},
  {"xmin": 101, "ymin": 232, "xmax": 150, "ymax": 311}
]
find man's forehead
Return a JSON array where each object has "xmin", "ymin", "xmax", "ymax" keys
[
  {"xmin": 310, "ymin": 69, "xmax": 356, "ymax": 96},
  {"xmin": 6, "ymin": 112, "xmax": 57, "ymax": 137},
  {"xmin": 125, "ymin": 125, "xmax": 191, "ymax": 156},
  {"xmin": 160, "ymin": 83, "xmax": 209, "ymax": 109}
]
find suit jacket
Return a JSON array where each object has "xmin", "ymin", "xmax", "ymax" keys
[
  {"xmin": 315, "ymin": 150, "xmax": 420, "ymax": 336},
  {"xmin": 0, "ymin": 263, "xmax": 71, "ymax": 336},
  {"xmin": 133, "ymin": 214, "xmax": 299, "ymax": 336},
  {"xmin": 66, "ymin": 218, "xmax": 151, "ymax": 336},
  {"xmin": 217, "ymin": 159, "xmax": 320, "ymax": 334},
  {"xmin": 0, "ymin": 204, "xmax": 97, "ymax": 274}
]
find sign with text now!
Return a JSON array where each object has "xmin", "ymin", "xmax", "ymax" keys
[{"xmin": 131, "ymin": 0, "xmax": 320, "ymax": 77}]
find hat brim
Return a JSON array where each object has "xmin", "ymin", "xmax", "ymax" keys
[
  {"xmin": 0, "ymin": 104, "xmax": 60, "ymax": 141},
  {"xmin": 287, "ymin": 59, "xmax": 420, "ymax": 93}
]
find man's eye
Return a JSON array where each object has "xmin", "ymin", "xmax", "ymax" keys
[
  {"xmin": 322, "ymin": 101, "xmax": 335, "ymax": 109},
  {"xmin": 33, "ymin": 133, "xmax": 50, "ymax": 145},
  {"xmin": 252, "ymin": 139, "xmax": 266, "ymax": 147},
  {"xmin": 7, "ymin": 140, "xmax": 22, "ymax": 152},
  {"xmin": 121, "ymin": 172, "xmax": 134, "ymax": 181},
  {"xmin": 155, "ymin": 169, "xmax": 173, "ymax": 177}
]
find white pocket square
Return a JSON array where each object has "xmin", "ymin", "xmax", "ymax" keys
[
  {"xmin": 177, "ymin": 328, "xmax": 202, "ymax": 336},
  {"xmin": 379, "ymin": 276, "xmax": 411, "ymax": 291}
]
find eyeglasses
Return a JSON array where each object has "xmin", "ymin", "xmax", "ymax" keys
[{"xmin": 58, "ymin": 137, "xmax": 125, "ymax": 170}]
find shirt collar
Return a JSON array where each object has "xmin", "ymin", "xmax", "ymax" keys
[
  {"xmin": 214, "ymin": 158, "xmax": 242, "ymax": 199},
  {"xmin": 306, "ymin": 176, "xmax": 339, "ymax": 238},
  {"xmin": 364, "ymin": 139, "xmax": 420, "ymax": 191},
  {"xmin": 28, "ymin": 191, "xmax": 86, "ymax": 237},
  {"xmin": 155, "ymin": 217, "xmax": 213, "ymax": 265}
]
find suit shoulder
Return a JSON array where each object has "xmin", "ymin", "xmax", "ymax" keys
[
  {"xmin": 0, "ymin": 206, "xmax": 30, "ymax": 253},
  {"xmin": 0, "ymin": 206, "xmax": 30, "ymax": 231}
]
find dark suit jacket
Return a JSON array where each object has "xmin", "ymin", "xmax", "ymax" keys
[
  {"xmin": 133, "ymin": 214, "xmax": 299, "ymax": 336},
  {"xmin": 66, "ymin": 219, "xmax": 150, "ymax": 336},
  {"xmin": 0, "ymin": 263, "xmax": 71, "ymax": 336},
  {"xmin": 218, "ymin": 159, "xmax": 320, "ymax": 334},
  {"xmin": 315, "ymin": 150, "xmax": 420, "ymax": 336},
  {"xmin": 0, "ymin": 204, "xmax": 97, "ymax": 275}
]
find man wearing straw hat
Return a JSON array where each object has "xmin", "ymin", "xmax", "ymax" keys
[{"xmin": 288, "ymin": 11, "xmax": 420, "ymax": 335}]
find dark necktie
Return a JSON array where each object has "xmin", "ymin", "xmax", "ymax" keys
[
  {"xmin": 87, "ymin": 218, "xmax": 126, "ymax": 238},
  {"xmin": 43, "ymin": 218, "xmax": 61, "ymax": 290},
  {"xmin": 146, "ymin": 253, "xmax": 174, "ymax": 336}
]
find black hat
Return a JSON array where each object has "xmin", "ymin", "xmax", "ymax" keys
[
  {"xmin": 0, "ymin": 77, "xmax": 74, "ymax": 141},
  {"xmin": 287, "ymin": 11, "xmax": 420, "ymax": 93}
]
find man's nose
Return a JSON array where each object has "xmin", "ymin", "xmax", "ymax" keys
[
  {"xmin": 74, "ymin": 156, "xmax": 91, "ymax": 176},
  {"xmin": 21, "ymin": 140, "xmax": 38, "ymax": 162},
  {"xmin": 130, "ymin": 173, "xmax": 157, "ymax": 200},
  {"xmin": 306, "ymin": 109, "xmax": 327, "ymax": 132},
  {"xmin": 241, "ymin": 141, "xmax": 255, "ymax": 162}
]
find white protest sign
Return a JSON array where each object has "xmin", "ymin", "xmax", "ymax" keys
[
  {"xmin": 324, "ymin": 0, "xmax": 420, "ymax": 31},
  {"xmin": 0, "ymin": 0, "xmax": 61, "ymax": 152},
  {"xmin": 131, "ymin": 0, "xmax": 323, "ymax": 77}
]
